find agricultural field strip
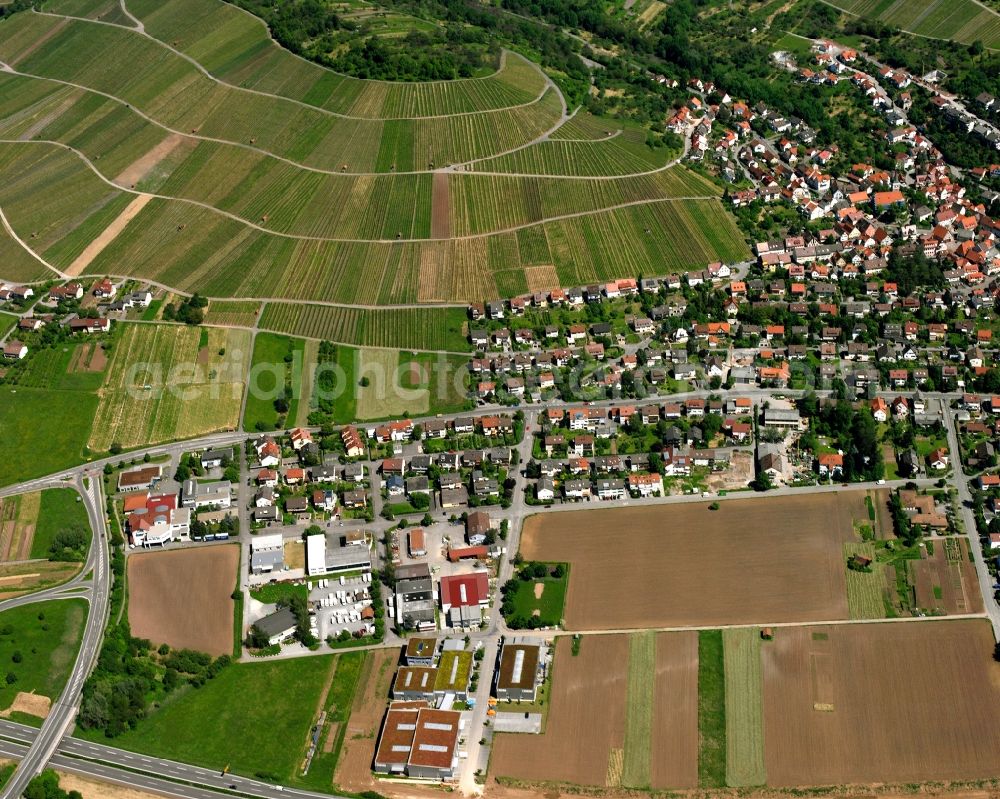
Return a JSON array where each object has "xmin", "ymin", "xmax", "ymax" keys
[
  {"xmin": 0, "ymin": 205, "xmax": 61, "ymax": 279},
  {"xmin": 127, "ymin": 0, "xmax": 549, "ymax": 118},
  {"xmin": 820, "ymin": 0, "xmax": 1000, "ymax": 47},
  {"xmin": 722, "ymin": 628, "xmax": 766, "ymax": 787},
  {"xmin": 0, "ymin": 139, "xmax": 719, "ymax": 244},
  {"xmin": 34, "ymin": 8, "xmax": 552, "ymax": 121},
  {"xmin": 0, "ymin": 13, "xmax": 567, "ymax": 174},
  {"xmin": 0, "ymin": 65, "xmax": 561, "ymax": 179}
]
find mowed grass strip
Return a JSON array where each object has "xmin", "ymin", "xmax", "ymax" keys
[
  {"xmin": 722, "ymin": 628, "xmax": 765, "ymax": 787},
  {"xmin": 697, "ymin": 629, "xmax": 726, "ymax": 788},
  {"xmin": 844, "ymin": 542, "xmax": 887, "ymax": 620},
  {"xmin": 622, "ymin": 631, "xmax": 655, "ymax": 788}
]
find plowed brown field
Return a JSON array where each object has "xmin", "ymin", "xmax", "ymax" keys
[
  {"xmin": 127, "ymin": 546, "xmax": 238, "ymax": 655},
  {"xmin": 520, "ymin": 492, "xmax": 867, "ymax": 629},
  {"xmin": 762, "ymin": 620, "xmax": 1000, "ymax": 786},
  {"xmin": 650, "ymin": 631, "xmax": 698, "ymax": 789},
  {"xmin": 335, "ymin": 648, "xmax": 398, "ymax": 792},
  {"xmin": 492, "ymin": 635, "xmax": 628, "ymax": 786}
]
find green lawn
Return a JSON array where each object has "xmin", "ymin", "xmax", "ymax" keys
[
  {"xmin": 243, "ymin": 333, "xmax": 306, "ymax": 432},
  {"xmin": 0, "ymin": 387, "xmax": 98, "ymax": 487},
  {"xmin": 0, "ymin": 312, "xmax": 16, "ymax": 338},
  {"xmin": 505, "ymin": 568, "xmax": 568, "ymax": 627},
  {"xmin": 697, "ymin": 629, "xmax": 726, "ymax": 788},
  {"xmin": 101, "ymin": 655, "xmax": 346, "ymax": 783},
  {"xmin": 32, "ymin": 487, "xmax": 91, "ymax": 560},
  {"xmin": 0, "ymin": 599, "xmax": 87, "ymax": 716},
  {"xmin": 249, "ymin": 581, "xmax": 308, "ymax": 605}
]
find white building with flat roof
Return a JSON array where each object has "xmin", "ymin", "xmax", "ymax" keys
[{"xmin": 307, "ymin": 533, "xmax": 326, "ymax": 577}]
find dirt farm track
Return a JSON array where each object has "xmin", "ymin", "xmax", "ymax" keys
[
  {"xmin": 520, "ymin": 492, "xmax": 869, "ymax": 629},
  {"xmin": 127, "ymin": 546, "xmax": 238, "ymax": 656}
]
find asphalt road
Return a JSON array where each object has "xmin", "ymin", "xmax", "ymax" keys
[{"xmin": 0, "ymin": 474, "xmax": 110, "ymax": 799}]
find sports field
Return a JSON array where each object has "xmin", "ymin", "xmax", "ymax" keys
[
  {"xmin": 127, "ymin": 546, "xmax": 238, "ymax": 655},
  {"xmin": 762, "ymin": 620, "xmax": 1000, "ymax": 785},
  {"xmin": 89, "ymin": 323, "xmax": 249, "ymax": 451},
  {"xmin": 519, "ymin": 493, "xmax": 869, "ymax": 630},
  {"xmin": 825, "ymin": 0, "xmax": 1000, "ymax": 48}
]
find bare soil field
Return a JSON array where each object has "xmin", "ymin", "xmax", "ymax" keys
[
  {"xmin": 335, "ymin": 648, "xmax": 397, "ymax": 792},
  {"xmin": 56, "ymin": 772, "xmax": 167, "ymax": 799},
  {"xmin": 492, "ymin": 635, "xmax": 628, "ymax": 787},
  {"xmin": 127, "ymin": 546, "xmax": 238, "ymax": 655},
  {"xmin": 650, "ymin": 631, "xmax": 698, "ymax": 789},
  {"xmin": 762, "ymin": 620, "xmax": 1000, "ymax": 787},
  {"xmin": 520, "ymin": 493, "xmax": 868, "ymax": 629},
  {"xmin": 65, "ymin": 193, "xmax": 153, "ymax": 276},
  {"xmin": 114, "ymin": 133, "xmax": 185, "ymax": 188},
  {"xmin": 0, "ymin": 691, "xmax": 51, "ymax": 719}
]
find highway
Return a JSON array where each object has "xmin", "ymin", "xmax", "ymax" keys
[
  {"xmin": 0, "ymin": 719, "xmax": 351, "ymax": 799},
  {"xmin": 0, "ymin": 474, "xmax": 111, "ymax": 799}
]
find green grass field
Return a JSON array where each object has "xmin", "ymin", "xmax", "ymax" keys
[
  {"xmin": 243, "ymin": 332, "xmax": 305, "ymax": 431},
  {"xmin": 0, "ymin": 599, "xmax": 86, "ymax": 715},
  {"xmin": 0, "ymin": 312, "xmax": 17, "ymax": 340},
  {"xmin": 697, "ymin": 629, "xmax": 726, "ymax": 788},
  {"xmin": 0, "ymin": 386, "xmax": 98, "ymax": 487},
  {"xmin": 622, "ymin": 631, "xmax": 655, "ymax": 788},
  {"xmin": 101, "ymin": 654, "xmax": 361, "ymax": 784},
  {"xmin": 32, "ymin": 487, "xmax": 91, "ymax": 560},
  {"xmin": 722, "ymin": 628, "xmax": 765, "ymax": 787}
]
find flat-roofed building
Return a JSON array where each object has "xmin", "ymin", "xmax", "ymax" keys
[
  {"xmin": 392, "ymin": 666, "xmax": 438, "ymax": 701},
  {"xmin": 495, "ymin": 640, "xmax": 544, "ymax": 702},
  {"xmin": 250, "ymin": 533, "xmax": 284, "ymax": 574},
  {"xmin": 405, "ymin": 637, "xmax": 438, "ymax": 666},
  {"xmin": 306, "ymin": 533, "xmax": 326, "ymax": 577}
]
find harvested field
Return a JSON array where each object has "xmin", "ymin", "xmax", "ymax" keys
[
  {"xmin": 334, "ymin": 647, "xmax": 397, "ymax": 792},
  {"xmin": 762, "ymin": 620, "xmax": 1000, "ymax": 787},
  {"xmin": 127, "ymin": 545, "xmax": 238, "ymax": 655},
  {"xmin": 492, "ymin": 635, "xmax": 628, "ymax": 787},
  {"xmin": 519, "ymin": 493, "xmax": 869, "ymax": 629},
  {"xmin": 649, "ymin": 631, "xmax": 698, "ymax": 789}
]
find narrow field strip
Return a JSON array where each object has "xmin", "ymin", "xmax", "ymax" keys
[
  {"xmin": 622, "ymin": 631, "xmax": 656, "ymax": 788},
  {"xmin": 722, "ymin": 628, "xmax": 766, "ymax": 787},
  {"xmin": 64, "ymin": 192, "xmax": 152, "ymax": 275}
]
